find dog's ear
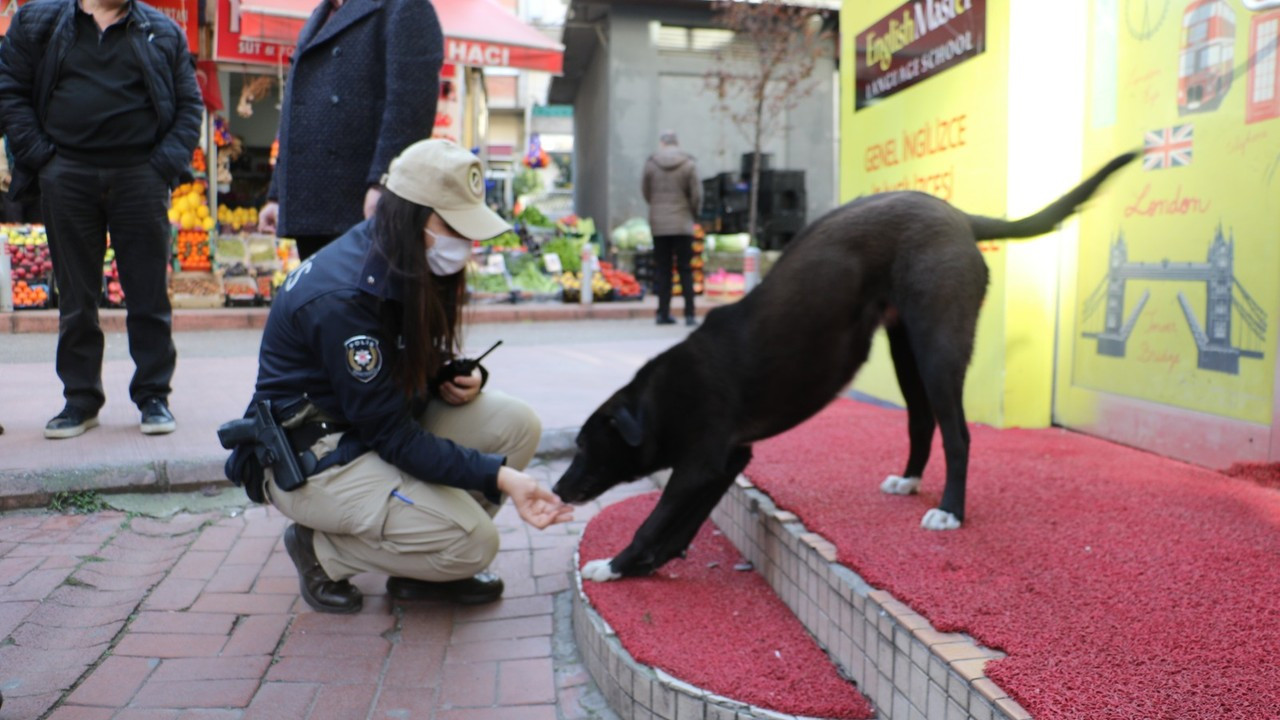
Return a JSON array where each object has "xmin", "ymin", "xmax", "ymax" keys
[{"xmin": 611, "ymin": 406, "xmax": 644, "ymax": 448}]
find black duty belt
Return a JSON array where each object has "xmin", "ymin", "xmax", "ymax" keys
[
  {"xmin": 283, "ymin": 421, "xmax": 365, "ymax": 478},
  {"xmin": 286, "ymin": 421, "xmax": 349, "ymax": 455}
]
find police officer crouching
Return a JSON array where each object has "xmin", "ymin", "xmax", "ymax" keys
[{"xmin": 222, "ymin": 139, "xmax": 573, "ymax": 614}]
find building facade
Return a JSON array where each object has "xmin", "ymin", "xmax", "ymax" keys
[
  {"xmin": 842, "ymin": 0, "xmax": 1280, "ymax": 465},
  {"xmin": 551, "ymin": 0, "xmax": 840, "ymax": 241}
]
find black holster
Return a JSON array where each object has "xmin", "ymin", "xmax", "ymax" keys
[
  {"xmin": 217, "ymin": 399, "xmax": 309, "ymax": 500},
  {"xmin": 224, "ymin": 446, "xmax": 267, "ymax": 503}
]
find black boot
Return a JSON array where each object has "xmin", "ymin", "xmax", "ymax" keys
[
  {"xmin": 386, "ymin": 571, "xmax": 505, "ymax": 605},
  {"xmin": 283, "ymin": 524, "xmax": 363, "ymax": 614}
]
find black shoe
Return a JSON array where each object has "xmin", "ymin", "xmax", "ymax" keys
[
  {"xmin": 283, "ymin": 524, "xmax": 363, "ymax": 614},
  {"xmin": 44, "ymin": 406, "xmax": 99, "ymax": 439},
  {"xmin": 656, "ymin": 315, "xmax": 677, "ymax": 325},
  {"xmin": 685, "ymin": 316, "xmax": 699, "ymax": 327},
  {"xmin": 139, "ymin": 397, "xmax": 176, "ymax": 435},
  {"xmin": 387, "ymin": 571, "xmax": 505, "ymax": 605}
]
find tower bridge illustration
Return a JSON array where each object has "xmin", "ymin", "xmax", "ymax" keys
[{"xmin": 1081, "ymin": 226, "xmax": 1268, "ymax": 375}]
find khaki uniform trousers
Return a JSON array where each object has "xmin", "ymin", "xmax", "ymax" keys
[{"xmin": 267, "ymin": 390, "xmax": 541, "ymax": 583}]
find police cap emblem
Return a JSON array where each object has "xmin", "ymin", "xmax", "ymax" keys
[{"xmin": 344, "ymin": 335, "xmax": 382, "ymax": 383}]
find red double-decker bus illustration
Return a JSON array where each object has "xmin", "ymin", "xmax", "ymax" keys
[
  {"xmin": 1246, "ymin": 10, "xmax": 1280, "ymax": 123},
  {"xmin": 1178, "ymin": 0, "xmax": 1237, "ymax": 114}
]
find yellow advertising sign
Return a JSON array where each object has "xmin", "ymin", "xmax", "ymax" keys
[
  {"xmin": 843, "ymin": 0, "xmax": 1014, "ymax": 425},
  {"xmin": 1070, "ymin": 0, "xmax": 1279, "ymax": 425}
]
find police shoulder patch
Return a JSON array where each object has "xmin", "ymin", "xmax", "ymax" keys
[{"xmin": 344, "ymin": 335, "xmax": 382, "ymax": 383}]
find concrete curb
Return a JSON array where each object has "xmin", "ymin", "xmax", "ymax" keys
[
  {"xmin": 0, "ymin": 426, "xmax": 583, "ymax": 512},
  {"xmin": 537, "ymin": 426, "xmax": 579, "ymax": 460},
  {"xmin": 0, "ymin": 456, "xmax": 232, "ymax": 512}
]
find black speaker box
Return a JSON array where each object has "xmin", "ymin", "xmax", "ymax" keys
[
  {"xmin": 700, "ymin": 178, "xmax": 722, "ymax": 220},
  {"xmin": 763, "ymin": 210, "xmax": 806, "ymax": 234},
  {"xmin": 757, "ymin": 171, "xmax": 806, "ymax": 215},
  {"xmin": 722, "ymin": 187, "xmax": 750, "ymax": 214},
  {"xmin": 741, "ymin": 153, "xmax": 773, "ymax": 178}
]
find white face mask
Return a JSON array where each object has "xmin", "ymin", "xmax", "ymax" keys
[{"xmin": 425, "ymin": 228, "xmax": 472, "ymax": 276}]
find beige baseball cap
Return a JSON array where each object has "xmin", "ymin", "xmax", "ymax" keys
[{"xmin": 383, "ymin": 139, "xmax": 511, "ymax": 240}]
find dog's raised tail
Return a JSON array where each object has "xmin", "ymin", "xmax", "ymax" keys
[{"xmin": 968, "ymin": 151, "xmax": 1138, "ymax": 242}]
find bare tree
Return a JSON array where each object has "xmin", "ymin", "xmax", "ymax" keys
[{"xmin": 707, "ymin": 0, "xmax": 833, "ymax": 245}]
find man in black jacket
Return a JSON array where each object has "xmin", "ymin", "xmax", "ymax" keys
[
  {"xmin": 0, "ymin": 0, "xmax": 201, "ymax": 439},
  {"xmin": 257, "ymin": 0, "xmax": 442, "ymax": 260}
]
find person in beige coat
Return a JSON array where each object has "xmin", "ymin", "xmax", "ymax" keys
[{"xmin": 642, "ymin": 131, "xmax": 703, "ymax": 326}]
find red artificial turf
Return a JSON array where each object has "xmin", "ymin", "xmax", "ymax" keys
[
  {"xmin": 579, "ymin": 493, "xmax": 875, "ymax": 719},
  {"xmin": 746, "ymin": 397, "xmax": 1280, "ymax": 720}
]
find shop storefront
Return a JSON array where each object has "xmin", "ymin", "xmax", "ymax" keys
[
  {"xmin": 232, "ymin": 0, "xmax": 563, "ymax": 150},
  {"xmin": 4, "ymin": 0, "xmax": 565, "ymax": 312},
  {"xmin": 840, "ymin": 0, "xmax": 1280, "ymax": 465}
]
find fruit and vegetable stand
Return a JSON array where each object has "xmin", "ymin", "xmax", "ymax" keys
[
  {"xmin": 6, "ymin": 196, "xmax": 760, "ymax": 312},
  {"xmin": 165, "ymin": 141, "xmax": 299, "ymax": 309},
  {"xmin": 468, "ymin": 210, "xmax": 647, "ymax": 305},
  {"xmin": 609, "ymin": 218, "xmax": 764, "ymax": 300},
  {"xmin": 3, "ymin": 225, "xmax": 51, "ymax": 310},
  {"xmin": 3, "ymin": 149, "xmax": 299, "ymax": 312},
  {"xmin": 463, "ymin": 209, "xmax": 767, "ymax": 306}
]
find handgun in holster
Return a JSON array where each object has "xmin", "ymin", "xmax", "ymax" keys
[{"xmin": 217, "ymin": 399, "xmax": 310, "ymax": 496}]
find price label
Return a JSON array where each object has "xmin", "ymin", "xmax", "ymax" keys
[
  {"xmin": 482, "ymin": 253, "xmax": 508, "ymax": 275},
  {"xmin": 542, "ymin": 253, "xmax": 563, "ymax": 274}
]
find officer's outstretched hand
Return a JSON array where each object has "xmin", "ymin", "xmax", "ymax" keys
[{"xmin": 498, "ymin": 467, "xmax": 574, "ymax": 530}]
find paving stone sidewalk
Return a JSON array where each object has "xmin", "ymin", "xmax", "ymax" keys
[{"xmin": 0, "ymin": 454, "xmax": 650, "ymax": 720}]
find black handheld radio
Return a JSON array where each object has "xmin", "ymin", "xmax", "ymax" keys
[{"xmin": 435, "ymin": 339, "xmax": 503, "ymax": 385}]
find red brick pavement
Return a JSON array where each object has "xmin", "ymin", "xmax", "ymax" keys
[{"xmin": 0, "ymin": 457, "xmax": 654, "ymax": 719}]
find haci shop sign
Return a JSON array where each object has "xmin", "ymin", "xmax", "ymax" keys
[{"xmin": 856, "ymin": 0, "xmax": 987, "ymax": 110}]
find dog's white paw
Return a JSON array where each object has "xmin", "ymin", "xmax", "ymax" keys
[
  {"xmin": 581, "ymin": 558, "xmax": 622, "ymax": 582},
  {"xmin": 920, "ymin": 509, "xmax": 961, "ymax": 531},
  {"xmin": 880, "ymin": 475, "xmax": 921, "ymax": 495}
]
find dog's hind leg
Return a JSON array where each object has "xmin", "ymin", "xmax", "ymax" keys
[
  {"xmin": 880, "ymin": 322, "xmax": 935, "ymax": 497},
  {"xmin": 894, "ymin": 307, "xmax": 979, "ymax": 531},
  {"xmin": 914, "ymin": 348, "xmax": 971, "ymax": 531}
]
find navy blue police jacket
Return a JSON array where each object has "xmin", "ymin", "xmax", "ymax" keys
[{"xmin": 251, "ymin": 220, "xmax": 503, "ymax": 501}]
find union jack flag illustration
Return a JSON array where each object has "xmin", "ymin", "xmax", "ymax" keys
[{"xmin": 1143, "ymin": 124, "xmax": 1194, "ymax": 170}]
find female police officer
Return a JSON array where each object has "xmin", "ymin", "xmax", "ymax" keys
[{"xmin": 234, "ymin": 139, "xmax": 572, "ymax": 613}]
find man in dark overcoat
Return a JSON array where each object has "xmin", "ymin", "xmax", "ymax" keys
[{"xmin": 259, "ymin": 0, "xmax": 443, "ymax": 260}]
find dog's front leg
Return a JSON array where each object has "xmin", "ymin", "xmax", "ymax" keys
[
  {"xmin": 584, "ymin": 447, "xmax": 751, "ymax": 581},
  {"xmin": 605, "ymin": 472, "xmax": 728, "ymax": 577}
]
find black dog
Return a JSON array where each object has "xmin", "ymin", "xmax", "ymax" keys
[{"xmin": 555, "ymin": 153, "xmax": 1137, "ymax": 581}]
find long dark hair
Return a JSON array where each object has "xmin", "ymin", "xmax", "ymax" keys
[{"xmin": 372, "ymin": 190, "xmax": 468, "ymax": 395}]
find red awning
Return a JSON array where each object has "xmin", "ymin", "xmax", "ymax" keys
[
  {"xmin": 437, "ymin": 0, "xmax": 563, "ymax": 74},
  {"xmin": 236, "ymin": 0, "xmax": 311, "ymax": 44},
  {"xmin": 238, "ymin": 0, "xmax": 564, "ymax": 73}
]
